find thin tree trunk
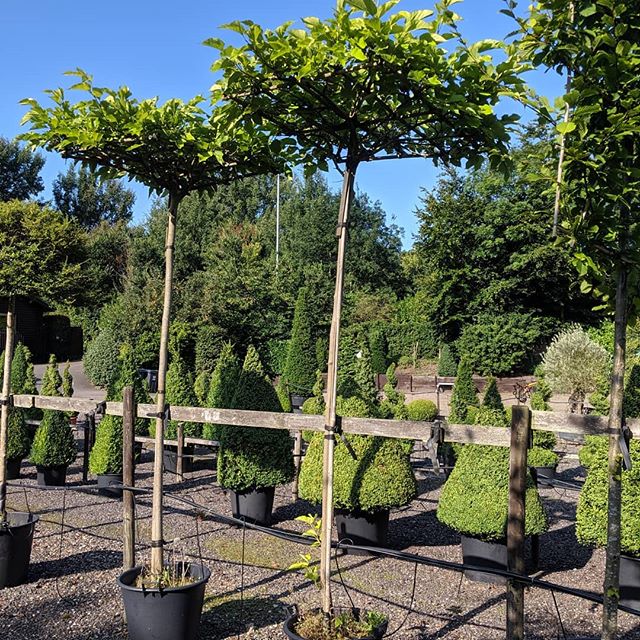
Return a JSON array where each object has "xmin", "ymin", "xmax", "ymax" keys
[
  {"xmin": 320, "ymin": 164, "xmax": 356, "ymax": 615},
  {"xmin": 0, "ymin": 294, "xmax": 16, "ymax": 523},
  {"xmin": 602, "ymin": 267, "xmax": 628, "ymax": 639},
  {"xmin": 150, "ymin": 194, "xmax": 179, "ymax": 576}
]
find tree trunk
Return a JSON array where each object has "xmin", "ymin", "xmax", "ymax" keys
[
  {"xmin": 320, "ymin": 164, "xmax": 356, "ymax": 615},
  {"xmin": 602, "ymin": 267, "xmax": 628, "ymax": 639},
  {"xmin": 0, "ymin": 294, "xmax": 16, "ymax": 523},
  {"xmin": 150, "ymin": 194, "xmax": 180, "ymax": 576}
]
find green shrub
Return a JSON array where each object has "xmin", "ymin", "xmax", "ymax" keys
[
  {"xmin": 407, "ymin": 399, "xmax": 437, "ymax": 422},
  {"xmin": 380, "ymin": 363, "xmax": 407, "ymax": 419},
  {"xmin": 62, "ymin": 362, "xmax": 73, "ymax": 397},
  {"xmin": 265, "ymin": 338, "xmax": 289, "ymax": 376},
  {"xmin": 217, "ymin": 345, "xmax": 294, "ymax": 491},
  {"xmin": 7, "ymin": 407, "xmax": 30, "ymax": 461},
  {"xmin": 482, "ymin": 377, "xmax": 504, "ymax": 412},
  {"xmin": 194, "ymin": 324, "xmax": 225, "ymax": 374},
  {"xmin": 530, "ymin": 391, "xmax": 549, "ymax": 411},
  {"xmin": 299, "ymin": 396, "xmax": 416, "ymax": 512},
  {"xmin": 528, "ymin": 447, "xmax": 559, "ymax": 468},
  {"xmin": 354, "ymin": 343, "xmax": 378, "ymax": 412},
  {"xmin": 576, "ymin": 437, "xmax": 640, "ymax": 556},
  {"xmin": 89, "ymin": 414, "xmax": 123, "ymax": 475},
  {"xmin": 41, "ymin": 354, "xmax": 63, "ymax": 396},
  {"xmin": 282, "ymin": 287, "xmax": 316, "ymax": 396},
  {"xmin": 624, "ymin": 364, "xmax": 640, "ymax": 418},
  {"xmin": 532, "ymin": 429, "xmax": 557, "ymax": 450},
  {"xmin": 10, "ymin": 343, "xmax": 29, "ymax": 393},
  {"xmin": 337, "ymin": 333, "xmax": 360, "ymax": 397},
  {"xmin": 30, "ymin": 410, "xmax": 76, "ymax": 467},
  {"xmin": 165, "ymin": 353, "xmax": 200, "ymax": 439},
  {"xmin": 437, "ymin": 343, "xmax": 457, "ymax": 377},
  {"xmin": 368, "ymin": 324, "xmax": 387, "ymax": 374},
  {"xmin": 315, "ymin": 336, "xmax": 328, "ymax": 371},
  {"xmin": 449, "ymin": 359, "xmax": 478, "ymax": 424},
  {"xmin": 194, "ymin": 371, "xmax": 210, "ymax": 406},
  {"xmin": 473, "ymin": 406, "xmax": 508, "ymax": 428},
  {"xmin": 437, "ymin": 444, "xmax": 548, "ymax": 541},
  {"xmin": 84, "ymin": 328, "xmax": 120, "ymax": 389}
]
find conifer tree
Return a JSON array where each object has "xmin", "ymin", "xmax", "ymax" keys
[
  {"xmin": 165, "ymin": 353, "xmax": 199, "ymax": 438},
  {"xmin": 482, "ymin": 376, "xmax": 504, "ymax": 412},
  {"xmin": 449, "ymin": 359, "xmax": 479, "ymax": 424},
  {"xmin": 354, "ymin": 342, "xmax": 378, "ymax": 412},
  {"xmin": 62, "ymin": 362, "xmax": 74, "ymax": 397},
  {"xmin": 41, "ymin": 354, "xmax": 62, "ymax": 397},
  {"xmin": 282, "ymin": 287, "xmax": 316, "ymax": 396},
  {"xmin": 438, "ymin": 344, "xmax": 458, "ymax": 377},
  {"xmin": 10, "ymin": 343, "xmax": 29, "ymax": 393}
]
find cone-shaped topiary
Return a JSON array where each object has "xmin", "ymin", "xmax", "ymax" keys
[
  {"xmin": 354, "ymin": 342, "xmax": 378, "ymax": 413},
  {"xmin": 282, "ymin": 287, "xmax": 316, "ymax": 396},
  {"xmin": 41, "ymin": 354, "xmax": 62, "ymax": 396},
  {"xmin": 30, "ymin": 410, "xmax": 76, "ymax": 467},
  {"xmin": 438, "ymin": 343, "xmax": 457, "ymax": 377},
  {"xmin": 7, "ymin": 407, "xmax": 30, "ymax": 461},
  {"xmin": 437, "ymin": 443, "xmax": 548, "ymax": 541},
  {"xmin": 202, "ymin": 342, "xmax": 241, "ymax": 441},
  {"xmin": 482, "ymin": 377, "xmax": 504, "ymax": 412},
  {"xmin": 164, "ymin": 353, "xmax": 200, "ymax": 439},
  {"xmin": 217, "ymin": 345, "xmax": 294, "ymax": 491},
  {"xmin": 194, "ymin": 371, "xmax": 210, "ymax": 406},
  {"xmin": 299, "ymin": 396, "xmax": 416, "ymax": 513},
  {"xmin": 89, "ymin": 414, "xmax": 123, "ymax": 475},
  {"xmin": 576, "ymin": 436, "xmax": 640, "ymax": 556},
  {"xmin": 10, "ymin": 343, "xmax": 29, "ymax": 393},
  {"xmin": 449, "ymin": 358, "xmax": 478, "ymax": 423},
  {"xmin": 62, "ymin": 362, "xmax": 73, "ymax": 397}
]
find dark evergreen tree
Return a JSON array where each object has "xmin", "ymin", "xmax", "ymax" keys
[
  {"xmin": 482, "ymin": 376, "xmax": 504, "ymax": 412},
  {"xmin": 282, "ymin": 287, "xmax": 316, "ymax": 396},
  {"xmin": 449, "ymin": 359, "xmax": 479, "ymax": 424},
  {"xmin": 10, "ymin": 343, "xmax": 29, "ymax": 393},
  {"xmin": 41, "ymin": 355, "xmax": 62, "ymax": 397},
  {"xmin": 437, "ymin": 343, "xmax": 457, "ymax": 377},
  {"xmin": 203, "ymin": 342, "xmax": 241, "ymax": 440},
  {"xmin": 164, "ymin": 353, "xmax": 200, "ymax": 438}
]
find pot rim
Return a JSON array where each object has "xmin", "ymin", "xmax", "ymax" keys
[
  {"xmin": 284, "ymin": 606, "xmax": 388, "ymax": 640},
  {"xmin": 0, "ymin": 511, "xmax": 39, "ymax": 533},
  {"xmin": 118, "ymin": 563, "xmax": 211, "ymax": 594}
]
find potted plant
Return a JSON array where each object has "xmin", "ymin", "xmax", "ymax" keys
[
  {"xmin": 529, "ymin": 371, "xmax": 560, "ymax": 479},
  {"xmin": 217, "ymin": 345, "xmax": 294, "ymax": 524},
  {"xmin": 577, "ymin": 436, "xmax": 640, "ymax": 611},
  {"xmin": 6, "ymin": 408, "xmax": 30, "ymax": 481},
  {"xmin": 29, "ymin": 355, "xmax": 76, "ymax": 486}
]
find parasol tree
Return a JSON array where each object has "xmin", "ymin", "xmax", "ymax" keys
[
  {"xmin": 210, "ymin": 0, "xmax": 529, "ymax": 614},
  {"xmin": 20, "ymin": 71, "xmax": 285, "ymax": 577},
  {"xmin": 513, "ymin": 1, "xmax": 640, "ymax": 636}
]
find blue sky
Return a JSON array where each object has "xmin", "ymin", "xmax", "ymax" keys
[{"xmin": 1, "ymin": 0, "xmax": 564, "ymax": 247}]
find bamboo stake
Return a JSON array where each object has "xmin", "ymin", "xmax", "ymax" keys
[
  {"xmin": 122, "ymin": 386, "xmax": 136, "ymax": 570},
  {"xmin": 150, "ymin": 194, "xmax": 179, "ymax": 576},
  {"xmin": 292, "ymin": 430, "xmax": 302, "ymax": 500},
  {"xmin": 320, "ymin": 164, "xmax": 356, "ymax": 615},
  {"xmin": 0, "ymin": 295, "xmax": 16, "ymax": 523}
]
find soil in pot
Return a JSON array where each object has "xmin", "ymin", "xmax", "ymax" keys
[
  {"xmin": 36, "ymin": 464, "xmax": 67, "ymax": 487},
  {"xmin": 6, "ymin": 458, "xmax": 22, "ymax": 481},
  {"xmin": 97, "ymin": 473, "xmax": 123, "ymax": 498},
  {"xmin": 284, "ymin": 607, "xmax": 388, "ymax": 640},
  {"xmin": 335, "ymin": 509, "xmax": 389, "ymax": 555},
  {"xmin": 230, "ymin": 486, "xmax": 275, "ymax": 525},
  {"xmin": 460, "ymin": 535, "xmax": 507, "ymax": 585},
  {"xmin": 620, "ymin": 554, "xmax": 640, "ymax": 612},
  {"xmin": 118, "ymin": 562, "xmax": 210, "ymax": 640},
  {"xmin": 163, "ymin": 445, "xmax": 194, "ymax": 474},
  {"xmin": 0, "ymin": 511, "xmax": 38, "ymax": 588}
]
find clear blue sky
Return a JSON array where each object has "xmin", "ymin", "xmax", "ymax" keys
[{"xmin": 1, "ymin": 0, "xmax": 563, "ymax": 247}]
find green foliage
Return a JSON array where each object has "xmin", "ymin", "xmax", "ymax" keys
[
  {"xmin": 7, "ymin": 407, "xmax": 30, "ymax": 461},
  {"xmin": 437, "ymin": 444, "xmax": 548, "ymax": 541},
  {"xmin": 532, "ymin": 429, "xmax": 557, "ymax": 451},
  {"xmin": 84, "ymin": 328, "xmax": 121, "ymax": 389},
  {"xmin": 30, "ymin": 410, "xmax": 76, "ymax": 467},
  {"xmin": 217, "ymin": 345, "xmax": 294, "ymax": 491},
  {"xmin": 368, "ymin": 324, "xmax": 387, "ymax": 374},
  {"xmin": 194, "ymin": 324, "xmax": 225, "ymax": 374},
  {"xmin": 315, "ymin": 336, "xmax": 328, "ymax": 372},
  {"xmin": 265, "ymin": 338, "xmax": 289, "ymax": 376},
  {"xmin": 165, "ymin": 353, "xmax": 200, "ymax": 439},
  {"xmin": 528, "ymin": 447, "xmax": 559, "ymax": 469},
  {"xmin": 10, "ymin": 343, "xmax": 29, "ymax": 393},
  {"xmin": 89, "ymin": 414, "xmax": 123, "ymax": 475},
  {"xmin": 624, "ymin": 365, "xmax": 640, "ymax": 419},
  {"xmin": 406, "ymin": 400, "xmax": 437, "ymax": 422},
  {"xmin": 438, "ymin": 344, "xmax": 457, "ymax": 377},
  {"xmin": 449, "ymin": 359, "xmax": 479, "ymax": 424},
  {"xmin": 386, "ymin": 292, "xmax": 438, "ymax": 364},
  {"xmin": 282, "ymin": 287, "xmax": 316, "ymax": 396},
  {"xmin": 62, "ymin": 362, "xmax": 73, "ymax": 397},
  {"xmin": 576, "ymin": 437, "xmax": 640, "ymax": 556},
  {"xmin": 337, "ymin": 333, "xmax": 360, "ymax": 398},
  {"xmin": 530, "ymin": 391, "xmax": 550, "ymax": 412},
  {"xmin": 473, "ymin": 406, "xmax": 508, "ymax": 428},
  {"xmin": 299, "ymin": 396, "xmax": 416, "ymax": 512},
  {"xmin": 41, "ymin": 354, "xmax": 62, "ymax": 396},
  {"xmin": 194, "ymin": 371, "xmax": 210, "ymax": 406},
  {"xmin": 380, "ymin": 362, "xmax": 407, "ymax": 420},
  {"xmin": 0, "ymin": 136, "xmax": 45, "ymax": 201},
  {"xmin": 353, "ymin": 343, "xmax": 378, "ymax": 413},
  {"xmin": 482, "ymin": 377, "xmax": 504, "ymax": 412}
]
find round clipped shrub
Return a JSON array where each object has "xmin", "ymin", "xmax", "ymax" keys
[
  {"xmin": 407, "ymin": 399, "xmax": 437, "ymax": 422},
  {"xmin": 299, "ymin": 396, "xmax": 416, "ymax": 513},
  {"xmin": 217, "ymin": 345, "xmax": 294, "ymax": 492},
  {"xmin": 437, "ymin": 444, "xmax": 548, "ymax": 541},
  {"xmin": 576, "ymin": 436, "xmax": 640, "ymax": 555},
  {"xmin": 7, "ymin": 407, "xmax": 30, "ymax": 461},
  {"xmin": 89, "ymin": 414, "xmax": 123, "ymax": 475},
  {"xmin": 30, "ymin": 410, "xmax": 76, "ymax": 467},
  {"xmin": 84, "ymin": 328, "xmax": 120, "ymax": 389}
]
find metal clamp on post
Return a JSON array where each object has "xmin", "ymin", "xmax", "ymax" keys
[
  {"xmin": 620, "ymin": 423, "xmax": 633, "ymax": 471},
  {"xmin": 150, "ymin": 539, "xmax": 165, "ymax": 548},
  {"xmin": 334, "ymin": 415, "xmax": 357, "ymax": 460},
  {"xmin": 149, "ymin": 404, "xmax": 170, "ymax": 421},
  {"xmin": 426, "ymin": 420, "xmax": 445, "ymax": 473},
  {"xmin": 335, "ymin": 222, "xmax": 348, "ymax": 238},
  {"xmin": 95, "ymin": 400, "xmax": 107, "ymax": 417},
  {"xmin": 0, "ymin": 395, "xmax": 13, "ymax": 408}
]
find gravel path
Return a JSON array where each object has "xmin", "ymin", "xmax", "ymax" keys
[{"xmin": 2, "ymin": 439, "xmax": 640, "ymax": 640}]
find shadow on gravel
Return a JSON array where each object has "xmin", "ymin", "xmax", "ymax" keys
[
  {"xmin": 271, "ymin": 497, "xmax": 321, "ymax": 524},
  {"xmin": 388, "ymin": 507, "xmax": 460, "ymax": 550},
  {"xmin": 30, "ymin": 549, "xmax": 122, "ymax": 579},
  {"xmin": 534, "ymin": 523, "xmax": 593, "ymax": 574}
]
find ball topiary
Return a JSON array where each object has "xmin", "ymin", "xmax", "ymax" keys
[
  {"xmin": 299, "ymin": 396, "xmax": 416, "ymax": 513},
  {"xmin": 30, "ymin": 410, "xmax": 76, "ymax": 467},
  {"xmin": 84, "ymin": 328, "xmax": 120, "ymax": 389},
  {"xmin": 89, "ymin": 414, "xmax": 123, "ymax": 475},
  {"xmin": 406, "ymin": 399, "xmax": 437, "ymax": 422},
  {"xmin": 449, "ymin": 358, "xmax": 478, "ymax": 423},
  {"xmin": 7, "ymin": 407, "xmax": 30, "ymax": 461},
  {"xmin": 437, "ymin": 444, "xmax": 548, "ymax": 541},
  {"xmin": 217, "ymin": 345, "xmax": 294, "ymax": 492}
]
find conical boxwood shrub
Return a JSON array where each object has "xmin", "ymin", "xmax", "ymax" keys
[
  {"xmin": 217, "ymin": 345, "xmax": 294, "ymax": 492},
  {"xmin": 282, "ymin": 287, "xmax": 316, "ymax": 397},
  {"xmin": 438, "ymin": 343, "xmax": 457, "ymax": 377},
  {"xmin": 41, "ymin": 354, "xmax": 62, "ymax": 396},
  {"xmin": 10, "ymin": 343, "xmax": 29, "ymax": 394},
  {"xmin": 164, "ymin": 353, "xmax": 200, "ymax": 439},
  {"xmin": 89, "ymin": 414, "xmax": 123, "ymax": 475},
  {"xmin": 449, "ymin": 358, "xmax": 478, "ymax": 423},
  {"xmin": 7, "ymin": 407, "xmax": 30, "ymax": 461},
  {"xmin": 30, "ymin": 410, "xmax": 76, "ymax": 467}
]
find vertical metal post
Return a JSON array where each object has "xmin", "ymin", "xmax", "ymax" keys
[{"xmin": 122, "ymin": 386, "xmax": 136, "ymax": 570}]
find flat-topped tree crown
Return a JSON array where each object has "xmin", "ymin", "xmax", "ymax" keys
[{"xmin": 209, "ymin": 0, "xmax": 527, "ymax": 174}]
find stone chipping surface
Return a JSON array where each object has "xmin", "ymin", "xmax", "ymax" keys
[{"xmin": 1, "ymin": 440, "xmax": 640, "ymax": 640}]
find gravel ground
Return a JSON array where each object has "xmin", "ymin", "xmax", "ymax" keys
[{"xmin": 2, "ymin": 438, "xmax": 640, "ymax": 640}]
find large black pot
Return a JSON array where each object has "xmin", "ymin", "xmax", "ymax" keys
[
  {"xmin": 0, "ymin": 511, "xmax": 38, "ymax": 588},
  {"xmin": 6, "ymin": 458, "xmax": 22, "ymax": 481},
  {"xmin": 290, "ymin": 394, "xmax": 311, "ymax": 414},
  {"xmin": 620, "ymin": 554, "xmax": 640, "ymax": 612},
  {"xmin": 460, "ymin": 535, "xmax": 507, "ymax": 585},
  {"xmin": 118, "ymin": 563, "xmax": 210, "ymax": 640},
  {"xmin": 230, "ymin": 486, "xmax": 275, "ymax": 525},
  {"xmin": 335, "ymin": 509, "xmax": 389, "ymax": 555},
  {"xmin": 163, "ymin": 445, "xmax": 194, "ymax": 474},
  {"xmin": 97, "ymin": 473, "xmax": 123, "ymax": 498},
  {"xmin": 531, "ymin": 466, "xmax": 556, "ymax": 482},
  {"xmin": 283, "ymin": 607, "xmax": 388, "ymax": 640},
  {"xmin": 36, "ymin": 464, "xmax": 67, "ymax": 487}
]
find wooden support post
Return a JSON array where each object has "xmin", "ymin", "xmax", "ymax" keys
[
  {"xmin": 122, "ymin": 386, "xmax": 136, "ymax": 570},
  {"xmin": 176, "ymin": 424, "xmax": 184, "ymax": 481},
  {"xmin": 292, "ymin": 430, "xmax": 303, "ymax": 500},
  {"xmin": 0, "ymin": 294, "xmax": 16, "ymax": 522},
  {"xmin": 506, "ymin": 405, "xmax": 530, "ymax": 640},
  {"xmin": 82, "ymin": 415, "xmax": 91, "ymax": 483}
]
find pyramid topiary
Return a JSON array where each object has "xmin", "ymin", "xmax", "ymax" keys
[
  {"xmin": 282, "ymin": 287, "xmax": 316, "ymax": 397},
  {"xmin": 482, "ymin": 377, "xmax": 504, "ymax": 412},
  {"xmin": 164, "ymin": 352, "xmax": 200, "ymax": 439},
  {"xmin": 217, "ymin": 345, "xmax": 294, "ymax": 491},
  {"xmin": 89, "ymin": 414, "xmax": 123, "ymax": 475},
  {"xmin": 62, "ymin": 362, "xmax": 74, "ymax": 397},
  {"xmin": 449, "ymin": 358, "xmax": 478, "ymax": 423},
  {"xmin": 7, "ymin": 407, "xmax": 30, "ymax": 461},
  {"xmin": 41, "ymin": 354, "xmax": 62, "ymax": 396},
  {"xmin": 438, "ymin": 343, "xmax": 457, "ymax": 377},
  {"xmin": 10, "ymin": 343, "xmax": 29, "ymax": 394},
  {"xmin": 30, "ymin": 410, "xmax": 76, "ymax": 467}
]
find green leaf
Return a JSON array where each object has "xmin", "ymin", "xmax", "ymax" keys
[{"xmin": 556, "ymin": 121, "xmax": 576, "ymax": 135}]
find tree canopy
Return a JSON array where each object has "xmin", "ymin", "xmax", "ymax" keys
[{"xmin": 0, "ymin": 136, "xmax": 45, "ymax": 202}]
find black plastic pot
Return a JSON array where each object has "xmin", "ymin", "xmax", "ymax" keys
[
  {"xmin": 6, "ymin": 458, "xmax": 22, "ymax": 481},
  {"xmin": 118, "ymin": 563, "xmax": 210, "ymax": 640},
  {"xmin": 290, "ymin": 394, "xmax": 311, "ymax": 414},
  {"xmin": 531, "ymin": 466, "xmax": 556, "ymax": 482},
  {"xmin": 335, "ymin": 509, "xmax": 389, "ymax": 555},
  {"xmin": 36, "ymin": 464, "xmax": 67, "ymax": 487},
  {"xmin": 0, "ymin": 511, "xmax": 38, "ymax": 588},
  {"xmin": 134, "ymin": 442, "xmax": 143, "ymax": 463},
  {"xmin": 620, "ymin": 553, "xmax": 640, "ymax": 612},
  {"xmin": 283, "ymin": 607, "xmax": 388, "ymax": 640},
  {"xmin": 230, "ymin": 486, "xmax": 275, "ymax": 525},
  {"xmin": 97, "ymin": 473, "xmax": 123, "ymax": 498},
  {"xmin": 460, "ymin": 535, "xmax": 507, "ymax": 584},
  {"xmin": 163, "ymin": 445, "xmax": 194, "ymax": 474}
]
